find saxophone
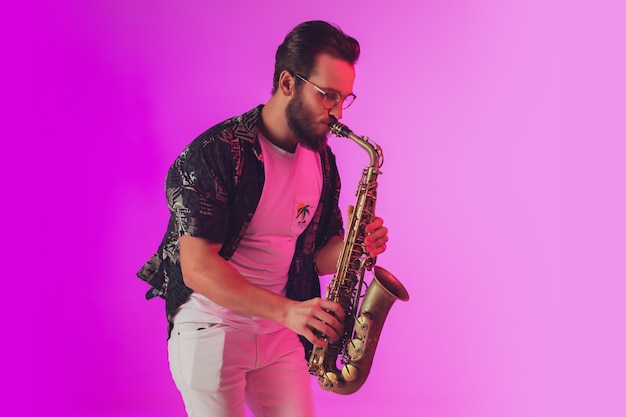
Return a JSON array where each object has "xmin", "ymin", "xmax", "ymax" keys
[{"xmin": 308, "ymin": 120, "xmax": 410, "ymax": 395}]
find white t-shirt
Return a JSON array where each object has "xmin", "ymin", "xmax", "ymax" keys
[{"xmin": 174, "ymin": 133, "xmax": 323, "ymax": 333}]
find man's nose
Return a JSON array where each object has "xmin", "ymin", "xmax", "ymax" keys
[{"xmin": 329, "ymin": 105, "xmax": 343, "ymax": 121}]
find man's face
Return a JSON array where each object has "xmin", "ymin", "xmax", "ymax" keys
[
  {"xmin": 285, "ymin": 87, "xmax": 327, "ymax": 152},
  {"xmin": 285, "ymin": 54, "xmax": 356, "ymax": 152}
]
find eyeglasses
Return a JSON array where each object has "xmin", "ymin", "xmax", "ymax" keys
[{"xmin": 295, "ymin": 74, "xmax": 357, "ymax": 110}]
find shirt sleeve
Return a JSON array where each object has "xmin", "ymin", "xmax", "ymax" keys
[
  {"xmin": 165, "ymin": 142, "xmax": 232, "ymax": 243},
  {"xmin": 326, "ymin": 148, "xmax": 345, "ymax": 241}
]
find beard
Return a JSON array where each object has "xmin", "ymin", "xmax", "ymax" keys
[{"xmin": 285, "ymin": 90, "xmax": 329, "ymax": 152}]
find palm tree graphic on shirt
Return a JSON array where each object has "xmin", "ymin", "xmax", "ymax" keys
[{"xmin": 296, "ymin": 203, "xmax": 311, "ymax": 229}]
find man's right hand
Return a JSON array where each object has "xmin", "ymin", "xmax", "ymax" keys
[{"xmin": 283, "ymin": 298, "xmax": 345, "ymax": 348}]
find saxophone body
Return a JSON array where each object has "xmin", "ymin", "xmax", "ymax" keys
[{"xmin": 307, "ymin": 120, "xmax": 410, "ymax": 395}]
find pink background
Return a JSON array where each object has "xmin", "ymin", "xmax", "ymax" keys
[{"xmin": 3, "ymin": 1, "xmax": 625, "ymax": 416}]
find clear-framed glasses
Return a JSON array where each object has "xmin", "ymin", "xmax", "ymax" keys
[{"xmin": 295, "ymin": 74, "xmax": 357, "ymax": 110}]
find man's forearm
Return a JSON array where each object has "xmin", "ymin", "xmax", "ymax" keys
[
  {"xmin": 314, "ymin": 235, "xmax": 344, "ymax": 276},
  {"xmin": 180, "ymin": 235, "xmax": 294, "ymax": 324}
]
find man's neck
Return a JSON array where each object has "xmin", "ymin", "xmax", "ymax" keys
[{"xmin": 259, "ymin": 98, "xmax": 297, "ymax": 153}]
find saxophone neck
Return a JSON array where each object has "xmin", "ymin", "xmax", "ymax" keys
[{"xmin": 328, "ymin": 120, "xmax": 383, "ymax": 168}]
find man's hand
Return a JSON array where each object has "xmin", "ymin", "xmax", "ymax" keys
[
  {"xmin": 283, "ymin": 298, "xmax": 345, "ymax": 348},
  {"xmin": 364, "ymin": 215, "xmax": 389, "ymax": 257},
  {"xmin": 347, "ymin": 205, "xmax": 389, "ymax": 258}
]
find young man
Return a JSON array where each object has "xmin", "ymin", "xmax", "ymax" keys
[{"xmin": 137, "ymin": 20, "xmax": 389, "ymax": 416}]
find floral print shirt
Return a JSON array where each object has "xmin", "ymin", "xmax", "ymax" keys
[{"xmin": 136, "ymin": 106, "xmax": 344, "ymax": 345}]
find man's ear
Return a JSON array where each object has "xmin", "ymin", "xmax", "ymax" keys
[{"xmin": 278, "ymin": 70, "xmax": 296, "ymax": 97}]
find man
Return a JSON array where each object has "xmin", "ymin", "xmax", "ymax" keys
[{"xmin": 137, "ymin": 20, "xmax": 389, "ymax": 416}]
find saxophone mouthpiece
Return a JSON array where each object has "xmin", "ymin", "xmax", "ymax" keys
[{"xmin": 328, "ymin": 117, "xmax": 353, "ymax": 138}]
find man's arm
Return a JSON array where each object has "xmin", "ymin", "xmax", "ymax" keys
[
  {"xmin": 315, "ymin": 210, "xmax": 390, "ymax": 276},
  {"xmin": 179, "ymin": 235, "xmax": 344, "ymax": 347}
]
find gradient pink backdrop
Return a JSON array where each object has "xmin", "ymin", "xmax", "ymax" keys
[{"xmin": 3, "ymin": 1, "xmax": 625, "ymax": 416}]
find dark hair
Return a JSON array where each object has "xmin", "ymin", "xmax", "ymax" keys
[{"xmin": 271, "ymin": 21, "xmax": 360, "ymax": 93}]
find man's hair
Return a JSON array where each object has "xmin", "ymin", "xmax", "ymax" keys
[{"xmin": 272, "ymin": 20, "xmax": 360, "ymax": 94}]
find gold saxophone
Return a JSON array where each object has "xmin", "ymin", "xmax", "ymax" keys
[{"xmin": 308, "ymin": 120, "xmax": 410, "ymax": 395}]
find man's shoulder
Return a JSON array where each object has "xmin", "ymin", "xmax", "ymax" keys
[
  {"xmin": 195, "ymin": 105, "xmax": 263, "ymax": 148},
  {"xmin": 168, "ymin": 106, "xmax": 264, "ymax": 180}
]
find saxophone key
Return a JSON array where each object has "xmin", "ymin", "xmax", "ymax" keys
[
  {"xmin": 355, "ymin": 314, "xmax": 372, "ymax": 335},
  {"xmin": 321, "ymin": 372, "xmax": 339, "ymax": 390},
  {"xmin": 348, "ymin": 338, "xmax": 365, "ymax": 361},
  {"xmin": 341, "ymin": 364, "xmax": 358, "ymax": 382}
]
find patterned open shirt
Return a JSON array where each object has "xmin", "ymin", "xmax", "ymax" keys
[{"xmin": 136, "ymin": 106, "xmax": 344, "ymax": 350}]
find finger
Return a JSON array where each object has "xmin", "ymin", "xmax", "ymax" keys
[
  {"xmin": 367, "ymin": 243, "xmax": 386, "ymax": 257},
  {"xmin": 346, "ymin": 205, "xmax": 355, "ymax": 221},
  {"xmin": 364, "ymin": 232, "xmax": 389, "ymax": 253},
  {"xmin": 319, "ymin": 299, "xmax": 346, "ymax": 322},
  {"xmin": 312, "ymin": 309, "xmax": 343, "ymax": 336},
  {"xmin": 367, "ymin": 235, "xmax": 389, "ymax": 256},
  {"xmin": 311, "ymin": 301, "xmax": 344, "ymax": 334},
  {"xmin": 303, "ymin": 327, "xmax": 328, "ymax": 348},
  {"xmin": 308, "ymin": 318, "xmax": 341, "ymax": 343},
  {"xmin": 364, "ymin": 217, "xmax": 384, "ymax": 233},
  {"xmin": 365, "ymin": 229, "xmax": 388, "ymax": 245}
]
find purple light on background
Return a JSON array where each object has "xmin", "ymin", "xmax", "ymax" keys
[{"xmin": 3, "ymin": 1, "xmax": 625, "ymax": 416}]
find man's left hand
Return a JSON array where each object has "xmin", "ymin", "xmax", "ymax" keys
[{"xmin": 364, "ymin": 216, "xmax": 388, "ymax": 257}]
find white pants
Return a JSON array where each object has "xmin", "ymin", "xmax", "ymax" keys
[{"xmin": 168, "ymin": 322, "xmax": 316, "ymax": 417}]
